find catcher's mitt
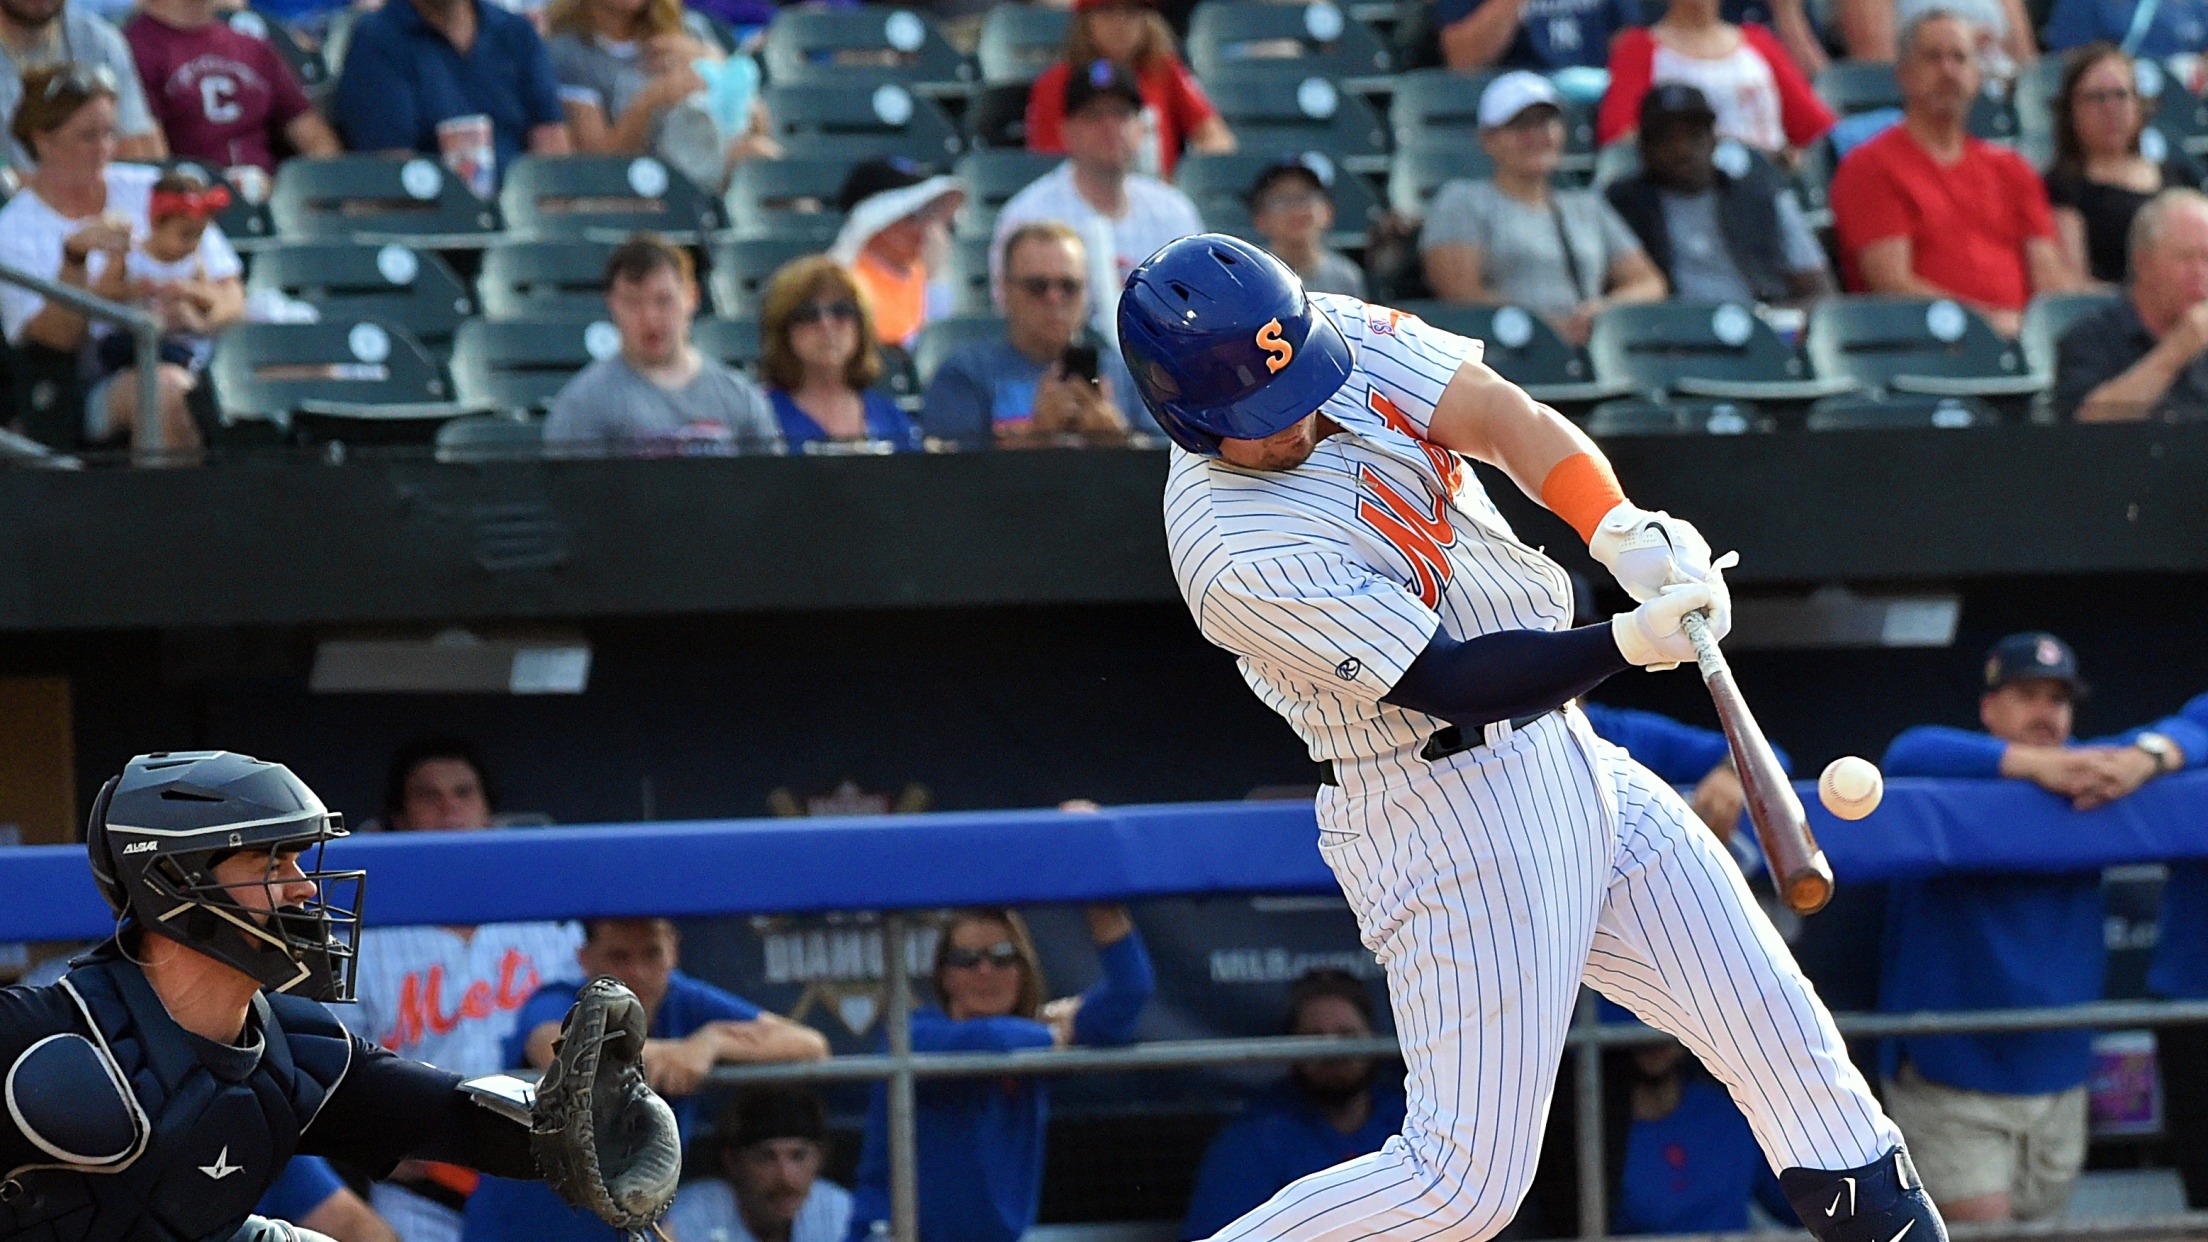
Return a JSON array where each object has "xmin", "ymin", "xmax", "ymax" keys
[{"xmin": 532, "ymin": 976, "xmax": 682, "ymax": 1237}]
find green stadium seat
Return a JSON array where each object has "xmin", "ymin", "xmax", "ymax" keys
[
  {"xmin": 1805, "ymin": 296, "xmax": 2042, "ymax": 398},
  {"xmin": 977, "ymin": 4, "xmax": 1069, "ymax": 84},
  {"xmin": 765, "ymin": 79, "xmax": 963, "ymax": 166},
  {"xmin": 955, "ymin": 149, "xmax": 1059, "ymax": 239},
  {"xmin": 244, "ymin": 242, "xmax": 477, "ymax": 356},
  {"xmin": 499, "ymin": 155, "xmax": 723, "ymax": 243},
  {"xmin": 761, "ymin": 7, "xmax": 974, "ymax": 93},
  {"xmin": 1201, "ymin": 70, "xmax": 1390, "ymax": 174},
  {"xmin": 1185, "ymin": 2, "xmax": 1393, "ymax": 86},
  {"xmin": 1394, "ymin": 301, "xmax": 1629, "ymax": 405},
  {"xmin": 269, "ymin": 155, "xmax": 499, "ymax": 247},
  {"xmin": 1803, "ymin": 394, "xmax": 2000, "ymax": 430},
  {"xmin": 1584, "ymin": 397, "xmax": 1774, "ymax": 436},
  {"xmin": 208, "ymin": 319, "xmax": 466, "ymax": 441},
  {"xmin": 1586, "ymin": 302, "xmax": 1855, "ymax": 403},
  {"xmin": 724, "ymin": 157, "xmax": 854, "ymax": 242},
  {"xmin": 449, "ymin": 317, "xmax": 613, "ymax": 415},
  {"xmin": 479, "ymin": 240, "xmax": 616, "ymax": 320},
  {"xmin": 1176, "ymin": 150, "xmax": 1380, "ymax": 250},
  {"xmin": 709, "ymin": 237, "xmax": 821, "ymax": 319},
  {"xmin": 435, "ymin": 412, "xmax": 546, "ymax": 462},
  {"xmin": 692, "ymin": 316, "xmax": 763, "ymax": 374}
]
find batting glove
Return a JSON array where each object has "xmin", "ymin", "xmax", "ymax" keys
[
  {"xmin": 1612, "ymin": 582, "xmax": 1721, "ymax": 671},
  {"xmin": 1588, "ymin": 504, "xmax": 1721, "ymax": 603}
]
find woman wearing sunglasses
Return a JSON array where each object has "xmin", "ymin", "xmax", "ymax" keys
[
  {"xmin": 756, "ymin": 255, "xmax": 921, "ymax": 452},
  {"xmin": 846, "ymin": 902, "xmax": 1155, "ymax": 1242}
]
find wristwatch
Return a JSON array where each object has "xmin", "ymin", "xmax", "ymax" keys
[{"xmin": 2135, "ymin": 732, "xmax": 2179, "ymax": 774}]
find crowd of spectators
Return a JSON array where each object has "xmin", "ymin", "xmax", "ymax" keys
[{"xmin": 8, "ymin": 0, "xmax": 2208, "ymax": 459}]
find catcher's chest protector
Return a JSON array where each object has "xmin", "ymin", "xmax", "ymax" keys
[{"xmin": 1, "ymin": 959, "xmax": 351, "ymax": 1242}]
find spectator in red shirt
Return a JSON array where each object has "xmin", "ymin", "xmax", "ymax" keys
[
  {"xmin": 1024, "ymin": 0, "xmax": 1232, "ymax": 180},
  {"xmin": 125, "ymin": 0, "xmax": 339, "ymax": 177},
  {"xmin": 1829, "ymin": 8, "xmax": 2078, "ymax": 336},
  {"xmin": 1597, "ymin": 0, "xmax": 1833, "ymax": 157}
]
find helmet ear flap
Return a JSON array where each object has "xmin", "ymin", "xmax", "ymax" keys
[{"xmin": 85, "ymin": 775, "xmax": 125, "ymax": 916}]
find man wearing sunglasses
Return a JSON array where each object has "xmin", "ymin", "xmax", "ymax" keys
[
  {"xmin": 922, "ymin": 219, "xmax": 1157, "ymax": 448},
  {"xmin": 0, "ymin": 0, "xmax": 164, "ymax": 169},
  {"xmin": 988, "ymin": 57, "xmax": 1204, "ymax": 338}
]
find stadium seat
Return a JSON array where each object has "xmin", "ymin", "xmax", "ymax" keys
[
  {"xmin": 946, "ymin": 235, "xmax": 994, "ymax": 314},
  {"xmin": 434, "ymin": 412, "xmax": 546, "ymax": 462},
  {"xmin": 977, "ymin": 3, "xmax": 1069, "ymax": 84},
  {"xmin": 1813, "ymin": 61, "xmax": 1901, "ymax": 115},
  {"xmin": 879, "ymin": 342, "xmax": 922, "ymax": 410},
  {"xmin": 499, "ymin": 155, "xmax": 723, "ymax": 242},
  {"xmin": 1811, "ymin": 61, "xmax": 2016, "ymax": 142},
  {"xmin": 955, "ymin": 149, "xmax": 1060, "ymax": 239},
  {"xmin": 1388, "ymin": 68, "xmax": 1597, "ymax": 170},
  {"xmin": 479, "ymin": 240, "xmax": 616, "ymax": 320},
  {"xmin": 691, "ymin": 316, "xmax": 763, "ymax": 374},
  {"xmin": 1386, "ymin": 144, "xmax": 1491, "ymax": 219},
  {"xmin": 208, "ymin": 319, "xmax": 465, "ymax": 441},
  {"xmin": 760, "ymin": 7, "xmax": 974, "ymax": 93},
  {"xmin": 1805, "ymin": 296, "xmax": 2043, "ymax": 398},
  {"xmin": 766, "ymin": 80, "xmax": 963, "ymax": 165},
  {"xmin": 1803, "ymin": 394, "xmax": 2000, "ymax": 430},
  {"xmin": 244, "ymin": 242, "xmax": 478, "ymax": 356},
  {"xmin": 1586, "ymin": 302, "xmax": 1855, "ymax": 402},
  {"xmin": 912, "ymin": 315, "xmax": 1009, "ymax": 384},
  {"xmin": 224, "ymin": 9, "xmax": 327, "ymax": 95},
  {"xmin": 155, "ymin": 159, "xmax": 274, "ymax": 250},
  {"xmin": 966, "ymin": 82, "xmax": 1039, "ymax": 149},
  {"xmin": 1185, "ymin": 2, "xmax": 1394, "ymax": 86},
  {"xmin": 1394, "ymin": 301, "xmax": 1629, "ymax": 404},
  {"xmin": 449, "ymin": 317, "xmax": 613, "ymax": 415},
  {"xmin": 269, "ymin": 155, "xmax": 500, "ymax": 246},
  {"xmin": 2019, "ymin": 289, "xmax": 2121, "ymax": 384},
  {"xmin": 1200, "ymin": 70, "xmax": 1390, "ymax": 174},
  {"xmin": 725, "ymin": 157, "xmax": 854, "ymax": 241},
  {"xmin": 1176, "ymin": 151, "xmax": 1380, "ymax": 250},
  {"xmin": 1583, "ymin": 397, "xmax": 1774, "ymax": 436},
  {"xmin": 709, "ymin": 236, "xmax": 820, "ymax": 318}
]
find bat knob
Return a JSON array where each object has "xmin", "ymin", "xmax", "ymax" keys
[{"xmin": 1783, "ymin": 856, "xmax": 1835, "ymax": 916}]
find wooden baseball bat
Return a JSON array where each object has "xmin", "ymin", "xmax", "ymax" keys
[{"xmin": 1679, "ymin": 611, "xmax": 1834, "ymax": 915}]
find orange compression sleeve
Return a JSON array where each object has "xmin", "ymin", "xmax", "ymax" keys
[{"xmin": 1539, "ymin": 452, "xmax": 1627, "ymax": 543}]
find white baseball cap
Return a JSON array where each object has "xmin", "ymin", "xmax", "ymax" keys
[{"xmin": 1477, "ymin": 70, "xmax": 1564, "ymax": 129}]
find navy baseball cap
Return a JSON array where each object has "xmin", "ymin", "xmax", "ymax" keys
[
  {"xmin": 1641, "ymin": 82, "xmax": 1717, "ymax": 131},
  {"xmin": 1983, "ymin": 631, "xmax": 2087, "ymax": 694},
  {"xmin": 1065, "ymin": 59, "xmax": 1144, "ymax": 117}
]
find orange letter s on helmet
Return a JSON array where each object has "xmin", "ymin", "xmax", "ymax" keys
[{"xmin": 1256, "ymin": 319, "xmax": 1293, "ymax": 373}]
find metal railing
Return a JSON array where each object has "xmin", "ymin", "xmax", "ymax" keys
[
  {"xmin": 0, "ymin": 261, "xmax": 164, "ymax": 455},
  {"xmin": 711, "ymin": 915, "xmax": 2208, "ymax": 1242}
]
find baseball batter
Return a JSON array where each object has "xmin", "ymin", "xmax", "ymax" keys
[{"xmin": 1120, "ymin": 235, "xmax": 1944, "ymax": 1242}]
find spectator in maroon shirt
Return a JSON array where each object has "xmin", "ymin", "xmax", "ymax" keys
[{"xmin": 125, "ymin": 0, "xmax": 339, "ymax": 178}]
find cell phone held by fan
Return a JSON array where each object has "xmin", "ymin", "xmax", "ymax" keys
[{"xmin": 1060, "ymin": 343, "xmax": 1100, "ymax": 385}]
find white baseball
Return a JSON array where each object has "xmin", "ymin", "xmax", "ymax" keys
[{"xmin": 1818, "ymin": 756, "xmax": 1884, "ymax": 820}]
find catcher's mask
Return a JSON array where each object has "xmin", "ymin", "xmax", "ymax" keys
[{"xmin": 87, "ymin": 751, "xmax": 365, "ymax": 1002}]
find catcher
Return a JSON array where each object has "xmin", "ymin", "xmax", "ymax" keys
[{"xmin": 0, "ymin": 751, "xmax": 680, "ymax": 1242}]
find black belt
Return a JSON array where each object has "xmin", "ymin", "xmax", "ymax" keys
[{"xmin": 1318, "ymin": 709, "xmax": 1557, "ymax": 785}]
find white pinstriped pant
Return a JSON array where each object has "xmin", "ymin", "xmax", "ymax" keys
[{"xmin": 1207, "ymin": 708, "xmax": 1901, "ymax": 1241}]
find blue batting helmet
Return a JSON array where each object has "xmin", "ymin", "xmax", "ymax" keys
[{"xmin": 1116, "ymin": 234, "xmax": 1354, "ymax": 455}]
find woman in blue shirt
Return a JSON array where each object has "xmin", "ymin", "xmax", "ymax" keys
[
  {"xmin": 757, "ymin": 256, "xmax": 921, "ymax": 452},
  {"xmin": 846, "ymin": 904, "xmax": 1155, "ymax": 1242}
]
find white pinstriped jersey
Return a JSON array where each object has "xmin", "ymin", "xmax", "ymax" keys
[
  {"xmin": 341, "ymin": 922, "xmax": 583, "ymax": 1074},
  {"xmin": 1165, "ymin": 294, "xmax": 1574, "ymax": 762}
]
